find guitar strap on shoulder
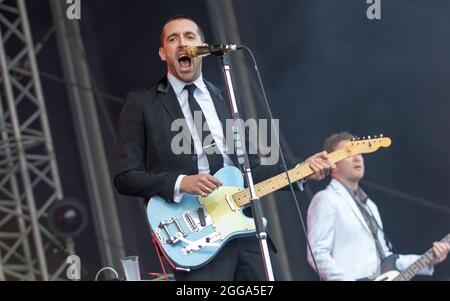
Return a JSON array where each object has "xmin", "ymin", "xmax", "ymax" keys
[
  {"xmin": 360, "ymin": 194, "xmax": 395, "ymax": 254},
  {"xmin": 357, "ymin": 202, "xmax": 386, "ymax": 261},
  {"xmin": 344, "ymin": 185, "xmax": 387, "ymax": 262}
]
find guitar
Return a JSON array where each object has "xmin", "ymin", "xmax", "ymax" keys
[
  {"xmin": 147, "ymin": 136, "xmax": 392, "ymax": 270},
  {"xmin": 374, "ymin": 233, "xmax": 450, "ymax": 281}
]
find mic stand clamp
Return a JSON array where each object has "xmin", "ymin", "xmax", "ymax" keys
[{"xmin": 219, "ymin": 54, "xmax": 275, "ymax": 281}]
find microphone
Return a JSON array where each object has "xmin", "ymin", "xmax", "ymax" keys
[{"xmin": 185, "ymin": 44, "xmax": 242, "ymax": 58}]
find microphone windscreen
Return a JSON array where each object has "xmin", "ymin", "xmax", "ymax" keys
[{"xmin": 186, "ymin": 46, "xmax": 198, "ymax": 57}]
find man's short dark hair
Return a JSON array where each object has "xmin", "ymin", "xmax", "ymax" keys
[
  {"xmin": 324, "ymin": 131, "xmax": 356, "ymax": 153},
  {"xmin": 160, "ymin": 15, "xmax": 205, "ymax": 47}
]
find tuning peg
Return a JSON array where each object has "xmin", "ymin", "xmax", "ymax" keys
[
  {"xmin": 374, "ymin": 135, "xmax": 378, "ymax": 138},
  {"xmin": 368, "ymin": 135, "xmax": 371, "ymax": 139},
  {"xmin": 363, "ymin": 136, "xmax": 366, "ymax": 140},
  {"xmin": 380, "ymin": 134, "xmax": 383, "ymax": 138}
]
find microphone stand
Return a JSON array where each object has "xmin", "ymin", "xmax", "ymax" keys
[{"xmin": 219, "ymin": 54, "xmax": 275, "ymax": 281}]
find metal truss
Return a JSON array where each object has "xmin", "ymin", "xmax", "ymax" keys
[{"xmin": 0, "ymin": 0, "xmax": 66, "ymax": 281}]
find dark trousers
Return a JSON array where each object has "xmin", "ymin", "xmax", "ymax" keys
[{"xmin": 173, "ymin": 236, "xmax": 269, "ymax": 281}]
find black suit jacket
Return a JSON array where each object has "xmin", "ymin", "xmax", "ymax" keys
[{"xmin": 114, "ymin": 76, "xmax": 292, "ymax": 204}]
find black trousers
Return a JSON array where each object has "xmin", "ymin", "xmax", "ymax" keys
[{"xmin": 173, "ymin": 236, "xmax": 270, "ymax": 281}]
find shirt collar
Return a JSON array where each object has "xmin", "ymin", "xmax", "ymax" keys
[
  {"xmin": 167, "ymin": 72, "xmax": 208, "ymax": 97},
  {"xmin": 335, "ymin": 179, "xmax": 368, "ymax": 204}
]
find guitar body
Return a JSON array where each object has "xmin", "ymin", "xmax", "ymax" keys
[
  {"xmin": 147, "ymin": 166, "xmax": 256, "ymax": 270},
  {"xmin": 372, "ymin": 254, "xmax": 400, "ymax": 281},
  {"xmin": 374, "ymin": 270, "xmax": 400, "ymax": 281},
  {"xmin": 357, "ymin": 254, "xmax": 399, "ymax": 281}
]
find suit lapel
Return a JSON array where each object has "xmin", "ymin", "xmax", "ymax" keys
[
  {"xmin": 204, "ymin": 80, "xmax": 232, "ymax": 127},
  {"xmin": 156, "ymin": 76, "xmax": 195, "ymax": 150},
  {"xmin": 157, "ymin": 77, "xmax": 185, "ymax": 121},
  {"xmin": 204, "ymin": 80, "xmax": 241, "ymax": 168},
  {"xmin": 330, "ymin": 179, "xmax": 372, "ymax": 235}
]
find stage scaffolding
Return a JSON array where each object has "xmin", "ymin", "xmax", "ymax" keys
[{"xmin": 0, "ymin": 0, "xmax": 66, "ymax": 281}]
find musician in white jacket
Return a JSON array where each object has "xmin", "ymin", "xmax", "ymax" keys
[{"xmin": 306, "ymin": 131, "xmax": 450, "ymax": 281}]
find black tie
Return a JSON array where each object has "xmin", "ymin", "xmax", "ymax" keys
[{"xmin": 185, "ymin": 84, "xmax": 224, "ymax": 174}]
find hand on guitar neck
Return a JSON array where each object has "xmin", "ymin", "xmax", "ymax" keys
[
  {"xmin": 430, "ymin": 241, "xmax": 450, "ymax": 266},
  {"xmin": 305, "ymin": 151, "xmax": 336, "ymax": 181}
]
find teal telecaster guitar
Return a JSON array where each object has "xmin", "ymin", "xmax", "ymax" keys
[{"xmin": 147, "ymin": 136, "xmax": 392, "ymax": 270}]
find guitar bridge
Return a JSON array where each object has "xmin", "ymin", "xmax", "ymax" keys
[{"xmin": 156, "ymin": 216, "xmax": 187, "ymax": 244}]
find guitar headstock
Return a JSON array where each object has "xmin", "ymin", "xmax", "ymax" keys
[{"xmin": 344, "ymin": 135, "xmax": 392, "ymax": 155}]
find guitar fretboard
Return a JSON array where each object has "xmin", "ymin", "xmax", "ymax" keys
[
  {"xmin": 392, "ymin": 233, "xmax": 450, "ymax": 281},
  {"xmin": 232, "ymin": 148, "xmax": 350, "ymax": 207}
]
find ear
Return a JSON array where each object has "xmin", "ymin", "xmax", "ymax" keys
[
  {"xmin": 330, "ymin": 169, "xmax": 338, "ymax": 178},
  {"xmin": 158, "ymin": 47, "xmax": 166, "ymax": 61}
]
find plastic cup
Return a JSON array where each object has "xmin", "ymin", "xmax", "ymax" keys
[{"xmin": 120, "ymin": 256, "xmax": 141, "ymax": 281}]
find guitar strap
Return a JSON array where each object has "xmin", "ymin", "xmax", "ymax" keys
[{"xmin": 345, "ymin": 185, "xmax": 387, "ymax": 263}]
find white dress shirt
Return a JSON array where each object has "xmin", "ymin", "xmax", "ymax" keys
[
  {"xmin": 307, "ymin": 178, "xmax": 433, "ymax": 280},
  {"xmin": 167, "ymin": 73, "xmax": 234, "ymax": 202}
]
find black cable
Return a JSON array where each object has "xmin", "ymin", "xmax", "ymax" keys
[
  {"xmin": 240, "ymin": 45, "xmax": 323, "ymax": 281},
  {"xmin": 361, "ymin": 179, "xmax": 450, "ymax": 217}
]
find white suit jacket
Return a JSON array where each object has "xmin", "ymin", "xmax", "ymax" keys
[{"xmin": 306, "ymin": 179, "xmax": 433, "ymax": 280}]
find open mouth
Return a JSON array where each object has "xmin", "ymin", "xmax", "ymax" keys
[{"xmin": 178, "ymin": 54, "xmax": 192, "ymax": 68}]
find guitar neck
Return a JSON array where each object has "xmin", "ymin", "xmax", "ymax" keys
[
  {"xmin": 232, "ymin": 148, "xmax": 349, "ymax": 207},
  {"xmin": 393, "ymin": 234, "xmax": 450, "ymax": 281}
]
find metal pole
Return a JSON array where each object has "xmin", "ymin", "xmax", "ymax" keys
[
  {"xmin": 220, "ymin": 54, "xmax": 274, "ymax": 280},
  {"xmin": 49, "ymin": 0, "xmax": 126, "ymax": 269},
  {"xmin": 17, "ymin": 0, "xmax": 64, "ymax": 200},
  {"xmin": 0, "ymin": 97, "xmax": 36, "ymax": 280},
  {"xmin": 0, "ymin": 248, "xmax": 5, "ymax": 281},
  {"xmin": 206, "ymin": 0, "xmax": 293, "ymax": 280}
]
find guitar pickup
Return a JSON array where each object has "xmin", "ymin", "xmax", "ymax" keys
[
  {"xmin": 225, "ymin": 194, "xmax": 236, "ymax": 211},
  {"xmin": 183, "ymin": 208, "xmax": 212, "ymax": 233},
  {"xmin": 198, "ymin": 207, "xmax": 206, "ymax": 227}
]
